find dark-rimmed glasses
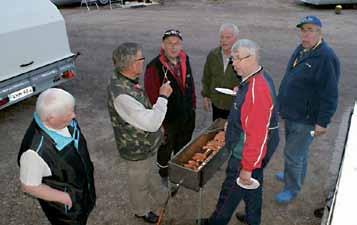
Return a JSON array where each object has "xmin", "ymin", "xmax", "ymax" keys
[
  {"xmin": 230, "ymin": 55, "xmax": 251, "ymax": 64},
  {"xmin": 135, "ymin": 57, "xmax": 145, "ymax": 61}
]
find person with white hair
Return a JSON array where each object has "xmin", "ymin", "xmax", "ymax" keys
[
  {"xmin": 18, "ymin": 88, "xmax": 96, "ymax": 225},
  {"xmin": 198, "ymin": 39, "xmax": 279, "ymax": 225},
  {"xmin": 201, "ymin": 23, "xmax": 241, "ymax": 120}
]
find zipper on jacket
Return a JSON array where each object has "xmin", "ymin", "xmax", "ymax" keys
[
  {"xmin": 305, "ymin": 101, "xmax": 311, "ymax": 119},
  {"xmin": 64, "ymin": 186, "xmax": 68, "ymax": 214}
]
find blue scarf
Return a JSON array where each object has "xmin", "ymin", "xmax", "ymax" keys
[{"xmin": 34, "ymin": 113, "xmax": 80, "ymax": 151}]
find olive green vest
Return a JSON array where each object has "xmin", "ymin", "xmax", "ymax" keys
[{"xmin": 107, "ymin": 71, "xmax": 162, "ymax": 161}]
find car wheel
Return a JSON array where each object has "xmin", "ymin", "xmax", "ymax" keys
[{"xmin": 97, "ymin": 0, "xmax": 109, "ymax": 5}]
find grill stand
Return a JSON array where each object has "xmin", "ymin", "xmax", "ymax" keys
[{"xmin": 197, "ymin": 187, "xmax": 203, "ymax": 225}]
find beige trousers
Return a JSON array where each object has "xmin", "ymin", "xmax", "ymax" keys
[{"xmin": 126, "ymin": 155, "xmax": 164, "ymax": 216}]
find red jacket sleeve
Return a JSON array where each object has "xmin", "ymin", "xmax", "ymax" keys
[
  {"xmin": 240, "ymin": 76, "xmax": 273, "ymax": 171},
  {"xmin": 144, "ymin": 66, "xmax": 161, "ymax": 105}
]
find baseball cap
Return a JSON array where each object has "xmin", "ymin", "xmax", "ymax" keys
[
  {"xmin": 162, "ymin": 29, "xmax": 183, "ymax": 41},
  {"xmin": 296, "ymin": 16, "xmax": 322, "ymax": 28}
]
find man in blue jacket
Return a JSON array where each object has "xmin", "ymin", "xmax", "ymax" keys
[{"xmin": 276, "ymin": 16, "xmax": 340, "ymax": 204}]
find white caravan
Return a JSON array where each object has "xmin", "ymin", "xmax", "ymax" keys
[{"xmin": 0, "ymin": 0, "xmax": 77, "ymax": 109}]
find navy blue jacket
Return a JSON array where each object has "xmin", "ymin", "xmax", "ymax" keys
[{"xmin": 278, "ymin": 40, "xmax": 340, "ymax": 127}]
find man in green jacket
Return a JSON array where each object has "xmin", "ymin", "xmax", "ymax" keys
[{"xmin": 201, "ymin": 23, "xmax": 241, "ymax": 120}]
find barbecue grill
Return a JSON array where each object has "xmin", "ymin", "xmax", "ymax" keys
[{"xmin": 168, "ymin": 118, "xmax": 230, "ymax": 191}]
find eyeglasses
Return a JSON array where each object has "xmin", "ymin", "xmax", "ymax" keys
[
  {"xmin": 135, "ymin": 57, "xmax": 145, "ymax": 61},
  {"xmin": 230, "ymin": 55, "xmax": 251, "ymax": 63}
]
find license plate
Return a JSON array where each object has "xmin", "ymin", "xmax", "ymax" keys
[{"xmin": 8, "ymin": 86, "xmax": 34, "ymax": 102}]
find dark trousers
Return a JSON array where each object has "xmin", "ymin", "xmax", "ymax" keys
[
  {"xmin": 212, "ymin": 104, "xmax": 230, "ymax": 121},
  {"xmin": 40, "ymin": 200, "xmax": 89, "ymax": 225},
  {"xmin": 209, "ymin": 156, "xmax": 263, "ymax": 225},
  {"xmin": 47, "ymin": 216, "xmax": 88, "ymax": 225},
  {"xmin": 157, "ymin": 115, "xmax": 195, "ymax": 178}
]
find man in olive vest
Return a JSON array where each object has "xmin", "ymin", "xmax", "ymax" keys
[{"xmin": 107, "ymin": 42, "xmax": 172, "ymax": 224}]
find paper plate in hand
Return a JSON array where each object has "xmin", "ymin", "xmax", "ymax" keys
[
  {"xmin": 215, "ymin": 87, "xmax": 236, "ymax": 96},
  {"xmin": 236, "ymin": 177, "xmax": 260, "ymax": 190}
]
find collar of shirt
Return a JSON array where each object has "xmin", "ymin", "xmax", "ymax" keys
[
  {"xmin": 115, "ymin": 68, "xmax": 139, "ymax": 84},
  {"xmin": 33, "ymin": 113, "xmax": 80, "ymax": 151},
  {"xmin": 241, "ymin": 66, "xmax": 263, "ymax": 83},
  {"xmin": 221, "ymin": 50, "xmax": 230, "ymax": 73}
]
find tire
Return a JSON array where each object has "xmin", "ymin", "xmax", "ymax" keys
[{"xmin": 97, "ymin": 0, "xmax": 109, "ymax": 5}]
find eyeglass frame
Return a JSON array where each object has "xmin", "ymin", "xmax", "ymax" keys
[
  {"xmin": 229, "ymin": 54, "xmax": 251, "ymax": 64},
  {"xmin": 135, "ymin": 57, "xmax": 145, "ymax": 61}
]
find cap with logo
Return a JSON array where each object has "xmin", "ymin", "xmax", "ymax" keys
[
  {"xmin": 162, "ymin": 29, "xmax": 183, "ymax": 41},
  {"xmin": 296, "ymin": 16, "xmax": 322, "ymax": 28}
]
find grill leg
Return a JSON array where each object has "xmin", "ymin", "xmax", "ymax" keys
[
  {"xmin": 167, "ymin": 180, "xmax": 172, "ymax": 222},
  {"xmin": 197, "ymin": 187, "xmax": 203, "ymax": 225}
]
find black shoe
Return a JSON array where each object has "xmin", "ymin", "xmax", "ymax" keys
[
  {"xmin": 314, "ymin": 207, "xmax": 324, "ymax": 218},
  {"xmin": 235, "ymin": 212, "xmax": 247, "ymax": 224},
  {"xmin": 195, "ymin": 218, "xmax": 210, "ymax": 225},
  {"xmin": 135, "ymin": 211, "xmax": 159, "ymax": 224}
]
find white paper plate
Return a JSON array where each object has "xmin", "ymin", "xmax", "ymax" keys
[
  {"xmin": 215, "ymin": 87, "xmax": 236, "ymax": 96},
  {"xmin": 236, "ymin": 177, "xmax": 260, "ymax": 189}
]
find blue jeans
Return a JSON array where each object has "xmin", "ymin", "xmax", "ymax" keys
[
  {"xmin": 283, "ymin": 120, "xmax": 314, "ymax": 194},
  {"xmin": 209, "ymin": 156, "xmax": 263, "ymax": 225}
]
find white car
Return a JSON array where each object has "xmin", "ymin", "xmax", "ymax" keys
[{"xmin": 50, "ymin": 0, "xmax": 109, "ymax": 6}]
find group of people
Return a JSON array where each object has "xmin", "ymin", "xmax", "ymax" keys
[{"xmin": 18, "ymin": 15, "xmax": 340, "ymax": 225}]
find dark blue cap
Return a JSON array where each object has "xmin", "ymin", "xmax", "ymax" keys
[{"xmin": 296, "ymin": 16, "xmax": 322, "ymax": 28}]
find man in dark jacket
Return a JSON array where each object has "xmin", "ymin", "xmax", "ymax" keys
[
  {"xmin": 144, "ymin": 29, "xmax": 196, "ymax": 185},
  {"xmin": 276, "ymin": 16, "xmax": 340, "ymax": 204},
  {"xmin": 18, "ymin": 88, "xmax": 96, "ymax": 225}
]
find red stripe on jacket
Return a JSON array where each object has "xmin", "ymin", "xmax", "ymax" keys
[{"xmin": 240, "ymin": 73, "xmax": 273, "ymax": 171}]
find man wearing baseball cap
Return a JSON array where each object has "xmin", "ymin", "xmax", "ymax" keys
[
  {"xmin": 276, "ymin": 16, "xmax": 340, "ymax": 204},
  {"xmin": 144, "ymin": 29, "xmax": 196, "ymax": 187}
]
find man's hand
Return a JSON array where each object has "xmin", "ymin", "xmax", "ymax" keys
[
  {"xmin": 21, "ymin": 183, "xmax": 73, "ymax": 209},
  {"xmin": 239, "ymin": 169, "xmax": 253, "ymax": 185},
  {"xmin": 233, "ymin": 86, "xmax": 239, "ymax": 94},
  {"xmin": 314, "ymin": 124, "xmax": 327, "ymax": 137},
  {"xmin": 62, "ymin": 192, "xmax": 73, "ymax": 209},
  {"xmin": 159, "ymin": 81, "xmax": 173, "ymax": 97},
  {"xmin": 203, "ymin": 97, "xmax": 211, "ymax": 112}
]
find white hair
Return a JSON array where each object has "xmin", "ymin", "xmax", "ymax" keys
[
  {"xmin": 219, "ymin": 23, "xmax": 239, "ymax": 38},
  {"xmin": 231, "ymin": 39, "xmax": 260, "ymax": 61},
  {"xmin": 36, "ymin": 88, "xmax": 75, "ymax": 120}
]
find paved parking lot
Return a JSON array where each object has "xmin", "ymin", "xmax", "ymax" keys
[{"xmin": 1, "ymin": 0, "xmax": 356, "ymax": 224}]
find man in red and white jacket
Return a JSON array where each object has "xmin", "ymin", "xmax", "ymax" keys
[{"xmin": 199, "ymin": 39, "xmax": 279, "ymax": 225}]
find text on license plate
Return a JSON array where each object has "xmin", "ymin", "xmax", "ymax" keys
[{"xmin": 8, "ymin": 86, "xmax": 34, "ymax": 102}]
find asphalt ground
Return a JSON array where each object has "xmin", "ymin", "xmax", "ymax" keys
[{"xmin": 1, "ymin": 1, "xmax": 356, "ymax": 225}]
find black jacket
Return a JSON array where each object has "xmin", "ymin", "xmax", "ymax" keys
[{"xmin": 18, "ymin": 119, "xmax": 96, "ymax": 223}]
